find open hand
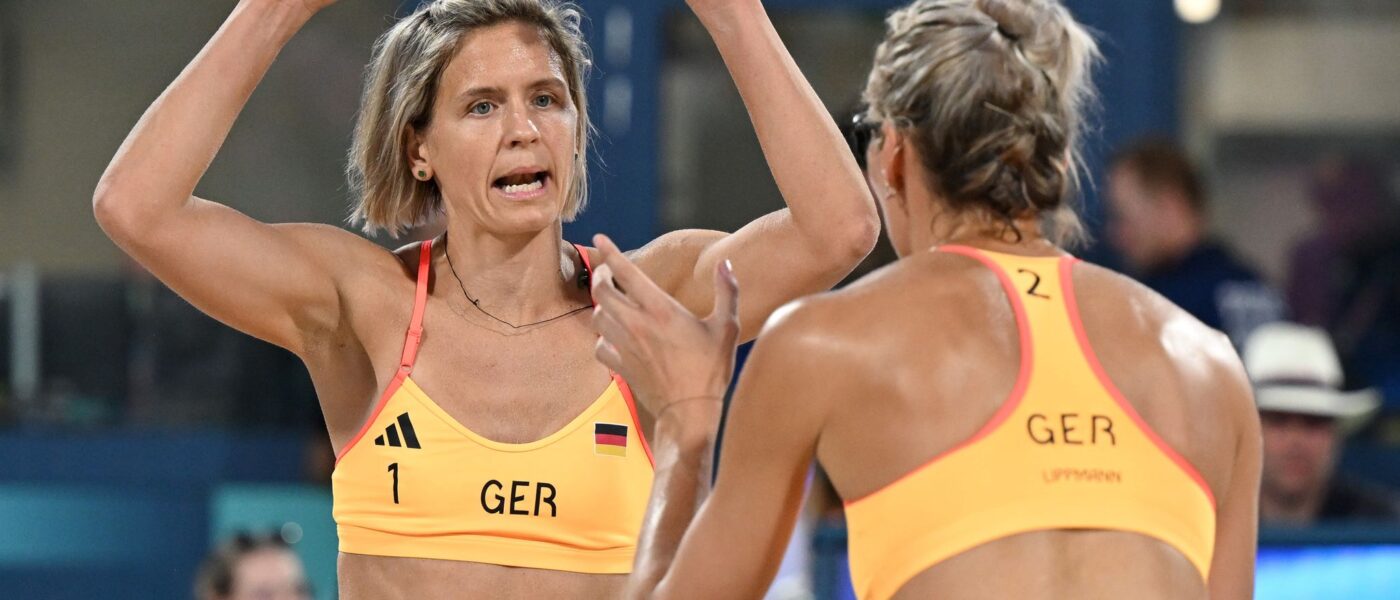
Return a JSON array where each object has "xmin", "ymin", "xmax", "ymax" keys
[{"xmin": 589, "ymin": 234, "xmax": 741, "ymax": 421}]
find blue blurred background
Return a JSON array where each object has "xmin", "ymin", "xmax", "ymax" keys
[{"xmin": 2, "ymin": 0, "xmax": 1399, "ymax": 597}]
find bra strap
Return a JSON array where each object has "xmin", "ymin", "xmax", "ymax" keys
[{"xmin": 399, "ymin": 239, "xmax": 433, "ymax": 372}]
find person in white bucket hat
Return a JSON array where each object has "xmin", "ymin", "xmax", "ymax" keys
[{"xmin": 1244, "ymin": 322, "xmax": 1395, "ymax": 525}]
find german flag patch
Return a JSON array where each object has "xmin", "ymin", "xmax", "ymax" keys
[{"xmin": 594, "ymin": 422, "xmax": 628, "ymax": 457}]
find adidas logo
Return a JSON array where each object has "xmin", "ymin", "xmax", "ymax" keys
[{"xmin": 374, "ymin": 412, "xmax": 422, "ymax": 449}]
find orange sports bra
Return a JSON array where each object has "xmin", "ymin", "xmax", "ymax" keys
[
  {"xmin": 843, "ymin": 246, "xmax": 1216, "ymax": 600},
  {"xmin": 331, "ymin": 240, "xmax": 655, "ymax": 573}
]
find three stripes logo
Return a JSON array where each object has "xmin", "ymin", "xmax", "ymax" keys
[{"xmin": 374, "ymin": 413, "xmax": 422, "ymax": 449}]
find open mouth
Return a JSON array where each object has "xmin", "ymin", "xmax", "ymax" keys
[{"xmin": 492, "ymin": 170, "xmax": 550, "ymax": 197}]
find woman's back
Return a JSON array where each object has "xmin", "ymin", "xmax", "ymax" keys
[
  {"xmin": 583, "ymin": 0, "xmax": 1260, "ymax": 595},
  {"xmin": 813, "ymin": 243, "xmax": 1257, "ymax": 599}
]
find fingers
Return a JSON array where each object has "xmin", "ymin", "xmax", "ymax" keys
[
  {"xmin": 593, "ymin": 234, "xmax": 671, "ymax": 312},
  {"xmin": 706, "ymin": 259, "xmax": 740, "ymax": 334},
  {"xmin": 593, "ymin": 336, "xmax": 624, "ymax": 374},
  {"xmin": 591, "ymin": 303, "xmax": 638, "ymax": 355},
  {"xmin": 592, "ymin": 263, "xmax": 640, "ymax": 315}
]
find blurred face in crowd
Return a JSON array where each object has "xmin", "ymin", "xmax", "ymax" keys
[
  {"xmin": 1260, "ymin": 410, "xmax": 1340, "ymax": 509},
  {"xmin": 1310, "ymin": 157, "xmax": 1388, "ymax": 245},
  {"xmin": 226, "ymin": 548, "xmax": 311, "ymax": 600},
  {"xmin": 1105, "ymin": 164, "xmax": 1171, "ymax": 272}
]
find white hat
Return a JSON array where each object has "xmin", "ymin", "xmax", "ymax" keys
[{"xmin": 1243, "ymin": 323, "xmax": 1381, "ymax": 427}]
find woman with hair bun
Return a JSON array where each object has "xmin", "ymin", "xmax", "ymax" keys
[
  {"xmin": 591, "ymin": 1, "xmax": 1260, "ymax": 598},
  {"xmin": 94, "ymin": 0, "xmax": 877, "ymax": 596}
]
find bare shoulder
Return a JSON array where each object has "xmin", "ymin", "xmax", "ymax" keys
[
  {"xmin": 389, "ymin": 237, "xmax": 437, "ymax": 279},
  {"xmin": 1073, "ymin": 261, "xmax": 1254, "ymax": 424},
  {"xmin": 1075, "ymin": 262, "xmax": 1244, "ymax": 373},
  {"xmin": 752, "ymin": 252, "xmax": 996, "ymax": 376},
  {"xmin": 838, "ymin": 251, "xmax": 1017, "ymax": 335},
  {"xmin": 742, "ymin": 287, "xmax": 876, "ymax": 390}
]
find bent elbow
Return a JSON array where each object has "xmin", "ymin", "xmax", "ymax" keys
[
  {"xmin": 92, "ymin": 181, "xmax": 156, "ymax": 247},
  {"xmin": 92, "ymin": 184, "xmax": 131, "ymax": 240},
  {"xmin": 837, "ymin": 200, "xmax": 881, "ymax": 264}
]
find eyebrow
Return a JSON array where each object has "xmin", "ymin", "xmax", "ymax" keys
[{"xmin": 456, "ymin": 78, "xmax": 568, "ymax": 102}]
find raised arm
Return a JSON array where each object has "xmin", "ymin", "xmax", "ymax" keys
[
  {"xmin": 588, "ymin": 236, "xmax": 838, "ymax": 599},
  {"xmin": 629, "ymin": 307, "xmax": 837, "ymax": 599},
  {"xmin": 92, "ymin": 0, "xmax": 366, "ymax": 357},
  {"xmin": 631, "ymin": 0, "xmax": 879, "ymax": 342}
]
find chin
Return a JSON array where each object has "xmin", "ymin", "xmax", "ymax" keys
[{"xmin": 491, "ymin": 204, "xmax": 562, "ymax": 236}]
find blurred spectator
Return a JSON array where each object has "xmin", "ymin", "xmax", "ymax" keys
[
  {"xmin": 1287, "ymin": 158, "xmax": 1400, "ymax": 409},
  {"xmin": 196, "ymin": 531, "xmax": 312, "ymax": 600},
  {"xmin": 1106, "ymin": 138, "xmax": 1284, "ymax": 347},
  {"xmin": 1244, "ymin": 323, "xmax": 1395, "ymax": 525}
]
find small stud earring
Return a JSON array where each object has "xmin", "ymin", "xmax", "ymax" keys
[{"xmin": 417, "ymin": 170, "xmax": 427, "ymax": 180}]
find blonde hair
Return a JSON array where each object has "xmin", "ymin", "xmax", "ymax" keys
[
  {"xmin": 863, "ymin": 0, "xmax": 1100, "ymax": 244},
  {"xmin": 348, "ymin": 0, "xmax": 592, "ymax": 237}
]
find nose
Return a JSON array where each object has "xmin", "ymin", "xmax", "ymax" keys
[{"xmin": 503, "ymin": 102, "xmax": 541, "ymax": 148}]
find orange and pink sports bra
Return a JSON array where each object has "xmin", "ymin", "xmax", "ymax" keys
[
  {"xmin": 843, "ymin": 246, "xmax": 1217, "ymax": 600},
  {"xmin": 331, "ymin": 240, "xmax": 655, "ymax": 574}
]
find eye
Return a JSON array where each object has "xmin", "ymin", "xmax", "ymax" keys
[
  {"xmin": 469, "ymin": 101, "xmax": 494, "ymax": 116},
  {"xmin": 533, "ymin": 94, "xmax": 555, "ymax": 109}
]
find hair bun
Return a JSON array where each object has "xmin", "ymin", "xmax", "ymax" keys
[
  {"xmin": 981, "ymin": 0, "xmax": 1037, "ymax": 44},
  {"xmin": 862, "ymin": 0, "xmax": 1100, "ymax": 246},
  {"xmin": 995, "ymin": 23, "xmax": 1019, "ymax": 42}
]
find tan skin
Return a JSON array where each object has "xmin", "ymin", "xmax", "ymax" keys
[
  {"xmin": 94, "ymin": 0, "xmax": 875, "ymax": 597},
  {"xmin": 592, "ymin": 121, "xmax": 1263, "ymax": 598}
]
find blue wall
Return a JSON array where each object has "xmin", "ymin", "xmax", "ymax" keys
[{"xmin": 0, "ymin": 431, "xmax": 309, "ymax": 599}]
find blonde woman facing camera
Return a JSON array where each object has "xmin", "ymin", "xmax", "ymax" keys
[
  {"xmin": 94, "ymin": 0, "xmax": 877, "ymax": 596},
  {"xmin": 589, "ymin": 1, "xmax": 1261, "ymax": 598}
]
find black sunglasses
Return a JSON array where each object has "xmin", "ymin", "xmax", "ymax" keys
[{"xmin": 847, "ymin": 112, "xmax": 881, "ymax": 171}]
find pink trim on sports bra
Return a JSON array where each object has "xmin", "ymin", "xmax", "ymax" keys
[
  {"xmin": 336, "ymin": 239, "xmax": 433, "ymax": 464},
  {"xmin": 1058, "ymin": 256, "xmax": 1215, "ymax": 506},
  {"xmin": 845, "ymin": 245, "xmax": 1034, "ymax": 506},
  {"xmin": 575, "ymin": 243, "xmax": 654, "ymax": 468}
]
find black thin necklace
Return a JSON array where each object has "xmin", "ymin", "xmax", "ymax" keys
[{"xmin": 442, "ymin": 238, "xmax": 592, "ymax": 330}]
